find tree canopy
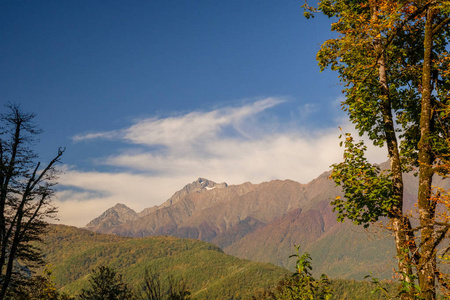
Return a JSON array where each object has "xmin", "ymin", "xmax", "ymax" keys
[{"xmin": 304, "ymin": 1, "xmax": 450, "ymax": 299}]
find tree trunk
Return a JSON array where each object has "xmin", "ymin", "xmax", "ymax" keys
[
  {"xmin": 378, "ymin": 46, "xmax": 415, "ymax": 300},
  {"xmin": 372, "ymin": 4, "xmax": 415, "ymax": 298},
  {"xmin": 417, "ymin": 7, "xmax": 437, "ymax": 300}
]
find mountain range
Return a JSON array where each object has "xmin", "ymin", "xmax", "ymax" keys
[{"xmin": 85, "ymin": 166, "xmax": 446, "ymax": 279}]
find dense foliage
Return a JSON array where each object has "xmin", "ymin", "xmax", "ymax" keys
[{"xmin": 304, "ymin": 1, "xmax": 450, "ymax": 298}]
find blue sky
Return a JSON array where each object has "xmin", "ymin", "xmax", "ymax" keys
[{"xmin": 1, "ymin": 1, "xmax": 387, "ymax": 226}]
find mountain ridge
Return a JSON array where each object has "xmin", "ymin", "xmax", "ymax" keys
[{"xmin": 84, "ymin": 168, "xmax": 448, "ymax": 279}]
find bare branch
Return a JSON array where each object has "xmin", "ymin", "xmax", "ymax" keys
[{"xmin": 0, "ymin": 104, "xmax": 64, "ymax": 298}]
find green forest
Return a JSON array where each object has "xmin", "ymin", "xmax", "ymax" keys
[{"xmin": 34, "ymin": 225, "xmax": 400, "ymax": 299}]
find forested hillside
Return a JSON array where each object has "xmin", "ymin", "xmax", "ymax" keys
[
  {"xmin": 38, "ymin": 225, "xmax": 289, "ymax": 299},
  {"xmin": 38, "ymin": 225, "xmax": 407, "ymax": 299}
]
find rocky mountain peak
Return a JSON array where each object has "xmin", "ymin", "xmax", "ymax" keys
[
  {"xmin": 85, "ymin": 203, "xmax": 138, "ymax": 229},
  {"xmin": 189, "ymin": 178, "xmax": 227, "ymax": 191},
  {"xmin": 112, "ymin": 203, "xmax": 132, "ymax": 210},
  {"xmin": 164, "ymin": 178, "xmax": 228, "ymax": 206}
]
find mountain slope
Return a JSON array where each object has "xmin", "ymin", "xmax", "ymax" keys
[
  {"xmin": 225, "ymin": 200, "xmax": 395, "ymax": 279},
  {"xmin": 39, "ymin": 225, "xmax": 289, "ymax": 299},
  {"xmin": 85, "ymin": 203, "xmax": 139, "ymax": 231}
]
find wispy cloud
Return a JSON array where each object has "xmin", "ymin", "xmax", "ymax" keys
[
  {"xmin": 72, "ymin": 131, "xmax": 121, "ymax": 142},
  {"xmin": 57, "ymin": 98, "xmax": 387, "ymax": 227},
  {"xmin": 73, "ymin": 98, "xmax": 284, "ymax": 147}
]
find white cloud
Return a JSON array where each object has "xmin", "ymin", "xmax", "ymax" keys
[
  {"xmin": 57, "ymin": 98, "xmax": 388, "ymax": 227},
  {"xmin": 72, "ymin": 131, "xmax": 121, "ymax": 142},
  {"xmin": 73, "ymin": 98, "xmax": 284, "ymax": 149}
]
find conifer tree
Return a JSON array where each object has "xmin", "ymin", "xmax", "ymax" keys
[{"xmin": 78, "ymin": 266, "xmax": 134, "ymax": 300}]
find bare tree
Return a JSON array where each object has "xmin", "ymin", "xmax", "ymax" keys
[{"xmin": 0, "ymin": 104, "xmax": 64, "ymax": 299}]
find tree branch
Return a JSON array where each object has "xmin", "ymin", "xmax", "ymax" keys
[
  {"xmin": 359, "ymin": 1, "xmax": 435, "ymax": 85},
  {"xmin": 432, "ymin": 17, "xmax": 450, "ymax": 36}
]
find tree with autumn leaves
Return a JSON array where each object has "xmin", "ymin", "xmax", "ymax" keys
[{"xmin": 304, "ymin": 0, "xmax": 450, "ymax": 299}]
